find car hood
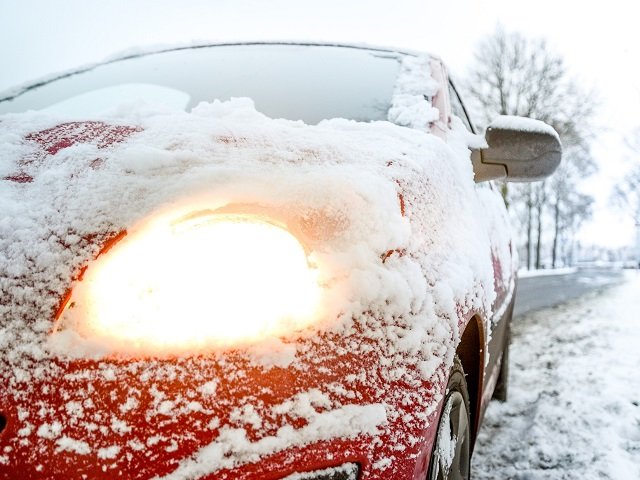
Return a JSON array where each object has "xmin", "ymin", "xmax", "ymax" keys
[{"xmin": 0, "ymin": 99, "xmax": 502, "ymax": 479}]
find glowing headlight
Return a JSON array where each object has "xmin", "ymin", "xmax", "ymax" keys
[{"xmin": 58, "ymin": 212, "xmax": 321, "ymax": 353}]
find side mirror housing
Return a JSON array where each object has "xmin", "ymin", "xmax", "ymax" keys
[{"xmin": 472, "ymin": 116, "xmax": 562, "ymax": 183}]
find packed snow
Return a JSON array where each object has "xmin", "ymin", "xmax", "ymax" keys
[
  {"xmin": 473, "ymin": 272, "xmax": 640, "ymax": 479},
  {"xmin": 517, "ymin": 267, "xmax": 577, "ymax": 278},
  {"xmin": 0, "ymin": 51, "xmax": 514, "ymax": 478},
  {"xmin": 433, "ymin": 394, "xmax": 457, "ymax": 475},
  {"xmin": 387, "ymin": 55, "xmax": 440, "ymax": 130},
  {"xmin": 489, "ymin": 115, "xmax": 560, "ymax": 140}
]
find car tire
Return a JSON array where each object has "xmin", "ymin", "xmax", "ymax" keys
[
  {"xmin": 427, "ymin": 356, "xmax": 471, "ymax": 480},
  {"xmin": 491, "ymin": 334, "xmax": 510, "ymax": 402}
]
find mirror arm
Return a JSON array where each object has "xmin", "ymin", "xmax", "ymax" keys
[{"xmin": 471, "ymin": 149, "xmax": 507, "ymax": 183}]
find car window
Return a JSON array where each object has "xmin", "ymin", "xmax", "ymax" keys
[
  {"xmin": 0, "ymin": 45, "xmax": 403, "ymax": 125},
  {"xmin": 449, "ymin": 81, "xmax": 476, "ymax": 133}
]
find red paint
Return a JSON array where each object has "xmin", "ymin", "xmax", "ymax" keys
[
  {"xmin": 3, "ymin": 121, "xmax": 141, "ymax": 182},
  {"xmin": 53, "ymin": 230, "xmax": 127, "ymax": 322},
  {"xmin": 24, "ymin": 121, "xmax": 142, "ymax": 158},
  {"xmin": 2, "ymin": 326, "xmax": 445, "ymax": 479},
  {"xmin": 3, "ymin": 172, "xmax": 33, "ymax": 183}
]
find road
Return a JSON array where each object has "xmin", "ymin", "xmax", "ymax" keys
[{"xmin": 513, "ymin": 266, "xmax": 626, "ymax": 317}]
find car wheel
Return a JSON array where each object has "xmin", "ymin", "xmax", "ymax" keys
[{"xmin": 427, "ymin": 356, "xmax": 471, "ymax": 480}]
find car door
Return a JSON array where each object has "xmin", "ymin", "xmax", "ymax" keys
[{"xmin": 448, "ymin": 80, "xmax": 516, "ymax": 409}]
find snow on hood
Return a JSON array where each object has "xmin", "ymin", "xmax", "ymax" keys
[
  {"xmin": 0, "ymin": 95, "xmax": 494, "ymax": 357},
  {"xmin": 0, "ymin": 93, "xmax": 500, "ymax": 475}
]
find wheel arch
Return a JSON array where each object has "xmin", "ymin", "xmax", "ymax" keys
[{"xmin": 455, "ymin": 314, "xmax": 486, "ymax": 449}]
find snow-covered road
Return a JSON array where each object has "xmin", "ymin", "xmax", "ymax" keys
[{"xmin": 472, "ymin": 271, "xmax": 640, "ymax": 479}]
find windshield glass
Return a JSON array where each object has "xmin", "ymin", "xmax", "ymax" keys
[{"xmin": 0, "ymin": 44, "xmax": 405, "ymax": 124}]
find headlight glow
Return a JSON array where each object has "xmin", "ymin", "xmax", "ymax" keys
[{"xmin": 58, "ymin": 212, "xmax": 321, "ymax": 354}]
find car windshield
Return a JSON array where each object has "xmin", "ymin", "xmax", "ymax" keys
[{"xmin": 0, "ymin": 44, "xmax": 406, "ymax": 124}]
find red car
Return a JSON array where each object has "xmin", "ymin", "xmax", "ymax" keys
[{"xmin": 0, "ymin": 43, "xmax": 560, "ymax": 479}]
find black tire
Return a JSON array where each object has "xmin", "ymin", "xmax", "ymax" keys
[
  {"xmin": 492, "ymin": 335, "xmax": 510, "ymax": 402},
  {"xmin": 427, "ymin": 356, "xmax": 471, "ymax": 480}
]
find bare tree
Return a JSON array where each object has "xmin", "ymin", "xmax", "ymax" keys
[
  {"xmin": 534, "ymin": 182, "xmax": 547, "ymax": 269},
  {"xmin": 523, "ymin": 184, "xmax": 534, "ymax": 269},
  {"xmin": 612, "ymin": 127, "xmax": 640, "ymax": 264},
  {"xmin": 464, "ymin": 26, "xmax": 597, "ymax": 269},
  {"xmin": 466, "ymin": 26, "xmax": 596, "ymax": 140},
  {"xmin": 614, "ymin": 127, "xmax": 640, "ymax": 223},
  {"xmin": 548, "ymin": 145, "xmax": 596, "ymax": 267},
  {"xmin": 550, "ymin": 182, "xmax": 594, "ymax": 267}
]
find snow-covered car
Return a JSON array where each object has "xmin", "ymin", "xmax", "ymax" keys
[{"xmin": 0, "ymin": 43, "xmax": 561, "ymax": 479}]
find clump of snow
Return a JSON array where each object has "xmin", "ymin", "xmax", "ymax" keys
[
  {"xmin": 0, "ymin": 71, "xmax": 512, "ymax": 477},
  {"xmin": 388, "ymin": 55, "xmax": 440, "ymax": 130},
  {"xmin": 434, "ymin": 395, "xmax": 457, "ymax": 475},
  {"xmin": 55, "ymin": 437, "xmax": 91, "ymax": 455},
  {"xmin": 37, "ymin": 422, "xmax": 62, "ymax": 439},
  {"xmin": 97, "ymin": 445, "xmax": 121, "ymax": 460},
  {"xmin": 247, "ymin": 338, "xmax": 298, "ymax": 369},
  {"xmin": 198, "ymin": 380, "xmax": 218, "ymax": 396},
  {"xmin": 489, "ymin": 115, "xmax": 560, "ymax": 140}
]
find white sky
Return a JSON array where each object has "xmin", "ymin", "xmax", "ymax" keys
[{"xmin": 2, "ymin": 0, "xmax": 639, "ymax": 248}]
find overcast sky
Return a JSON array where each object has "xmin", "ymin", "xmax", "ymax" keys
[{"xmin": 2, "ymin": 0, "xmax": 639, "ymax": 248}]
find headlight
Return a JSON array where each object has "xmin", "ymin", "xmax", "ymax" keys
[{"xmin": 56, "ymin": 212, "xmax": 321, "ymax": 354}]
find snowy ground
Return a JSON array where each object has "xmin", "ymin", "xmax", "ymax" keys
[
  {"xmin": 517, "ymin": 267, "xmax": 577, "ymax": 278},
  {"xmin": 472, "ymin": 271, "xmax": 640, "ymax": 479}
]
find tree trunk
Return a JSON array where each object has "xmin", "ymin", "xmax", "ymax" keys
[
  {"xmin": 534, "ymin": 182, "xmax": 547, "ymax": 269},
  {"xmin": 535, "ymin": 201, "xmax": 543, "ymax": 269},
  {"xmin": 526, "ymin": 186, "xmax": 533, "ymax": 269},
  {"xmin": 551, "ymin": 195, "xmax": 561, "ymax": 268},
  {"xmin": 500, "ymin": 182, "xmax": 509, "ymax": 209}
]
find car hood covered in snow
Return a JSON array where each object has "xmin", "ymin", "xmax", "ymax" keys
[{"xmin": 0, "ymin": 96, "xmax": 511, "ymax": 478}]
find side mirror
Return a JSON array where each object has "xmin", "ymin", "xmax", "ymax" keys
[{"xmin": 472, "ymin": 116, "xmax": 562, "ymax": 183}]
